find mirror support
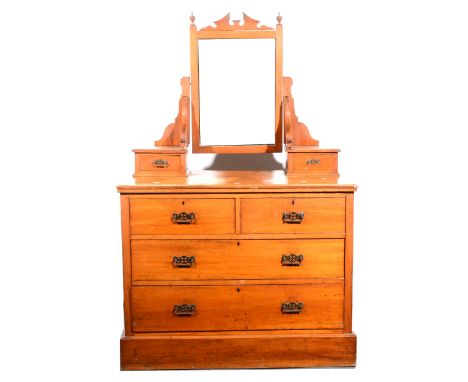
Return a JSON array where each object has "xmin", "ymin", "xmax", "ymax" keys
[
  {"xmin": 137, "ymin": 13, "xmax": 339, "ymax": 179},
  {"xmin": 154, "ymin": 77, "xmax": 190, "ymax": 147}
]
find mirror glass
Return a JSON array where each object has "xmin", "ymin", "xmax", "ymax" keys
[{"xmin": 198, "ymin": 39, "xmax": 276, "ymax": 146}]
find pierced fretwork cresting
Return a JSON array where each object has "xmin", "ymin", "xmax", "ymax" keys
[
  {"xmin": 171, "ymin": 212, "xmax": 196, "ymax": 224},
  {"xmin": 282, "ymin": 211, "xmax": 304, "ymax": 224}
]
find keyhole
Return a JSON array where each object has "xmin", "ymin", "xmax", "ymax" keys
[
  {"xmin": 292, "ymin": 200, "xmax": 295, "ymax": 205},
  {"xmin": 236, "ymin": 288, "xmax": 240, "ymax": 293},
  {"xmin": 182, "ymin": 201, "xmax": 185, "ymax": 205},
  {"xmin": 237, "ymin": 241, "xmax": 240, "ymax": 247}
]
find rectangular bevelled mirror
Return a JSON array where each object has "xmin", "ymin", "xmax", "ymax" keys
[{"xmin": 191, "ymin": 13, "xmax": 283, "ymax": 153}]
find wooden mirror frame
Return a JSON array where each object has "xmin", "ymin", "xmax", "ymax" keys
[{"xmin": 190, "ymin": 13, "xmax": 283, "ymax": 154}]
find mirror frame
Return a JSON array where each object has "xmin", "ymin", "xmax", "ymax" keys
[{"xmin": 190, "ymin": 13, "xmax": 283, "ymax": 154}]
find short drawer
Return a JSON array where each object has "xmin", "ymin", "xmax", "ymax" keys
[
  {"xmin": 134, "ymin": 152, "xmax": 186, "ymax": 177},
  {"xmin": 132, "ymin": 239, "xmax": 344, "ymax": 282},
  {"xmin": 131, "ymin": 284, "xmax": 344, "ymax": 332},
  {"xmin": 287, "ymin": 152, "xmax": 338, "ymax": 175},
  {"xmin": 130, "ymin": 198, "xmax": 235, "ymax": 235},
  {"xmin": 241, "ymin": 197, "xmax": 345, "ymax": 234}
]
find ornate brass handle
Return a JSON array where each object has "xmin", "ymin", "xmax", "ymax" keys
[
  {"xmin": 153, "ymin": 159, "xmax": 169, "ymax": 168},
  {"xmin": 172, "ymin": 256, "xmax": 196, "ymax": 268},
  {"xmin": 281, "ymin": 254, "xmax": 303, "ymax": 266},
  {"xmin": 282, "ymin": 212, "xmax": 304, "ymax": 224},
  {"xmin": 281, "ymin": 302, "xmax": 304, "ymax": 314},
  {"xmin": 173, "ymin": 304, "xmax": 196, "ymax": 316},
  {"xmin": 171, "ymin": 212, "xmax": 196, "ymax": 224},
  {"xmin": 306, "ymin": 158, "xmax": 321, "ymax": 166}
]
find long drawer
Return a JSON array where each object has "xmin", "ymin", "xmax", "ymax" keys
[
  {"xmin": 132, "ymin": 239, "xmax": 344, "ymax": 282},
  {"xmin": 131, "ymin": 284, "xmax": 344, "ymax": 332},
  {"xmin": 129, "ymin": 198, "xmax": 236, "ymax": 235},
  {"xmin": 241, "ymin": 197, "xmax": 345, "ymax": 234}
]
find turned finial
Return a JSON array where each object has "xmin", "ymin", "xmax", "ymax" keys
[
  {"xmin": 277, "ymin": 13, "xmax": 282, "ymax": 25},
  {"xmin": 190, "ymin": 13, "xmax": 195, "ymax": 25}
]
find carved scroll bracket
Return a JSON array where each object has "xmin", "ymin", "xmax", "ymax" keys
[
  {"xmin": 154, "ymin": 77, "xmax": 190, "ymax": 147},
  {"xmin": 283, "ymin": 77, "xmax": 319, "ymax": 149}
]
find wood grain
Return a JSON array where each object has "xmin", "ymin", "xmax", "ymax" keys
[
  {"xmin": 131, "ymin": 239, "xmax": 344, "ymax": 282},
  {"xmin": 190, "ymin": 14, "xmax": 282, "ymax": 153},
  {"xmin": 154, "ymin": 77, "xmax": 190, "ymax": 147},
  {"xmin": 241, "ymin": 197, "xmax": 345, "ymax": 234},
  {"xmin": 134, "ymin": 153, "xmax": 186, "ymax": 178},
  {"xmin": 121, "ymin": 332, "xmax": 356, "ymax": 369},
  {"xmin": 344, "ymin": 193, "xmax": 354, "ymax": 332},
  {"xmin": 120, "ymin": 195, "xmax": 132, "ymax": 335},
  {"xmin": 283, "ymin": 77, "xmax": 319, "ymax": 147},
  {"xmin": 120, "ymin": 171, "xmax": 357, "ymax": 193},
  {"xmin": 131, "ymin": 283, "xmax": 343, "ymax": 332},
  {"xmin": 129, "ymin": 197, "xmax": 235, "ymax": 235},
  {"xmin": 287, "ymin": 152, "xmax": 338, "ymax": 175}
]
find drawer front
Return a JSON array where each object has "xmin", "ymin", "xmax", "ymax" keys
[
  {"xmin": 131, "ymin": 284, "xmax": 343, "ymax": 332},
  {"xmin": 130, "ymin": 198, "xmax": 236, "ymax": 235},
  {"xmin": 241, "ymin": 197, "xmax": 345, "ymax": 234},
  {"xmin": 288, "ymin": 153, "xmax": 338, "ymax": 175},
  {"xmin": 132, "ymin": 239, "xmax": 344, "ymax": 281},
  {"xmin": 136, "ymin": 153, "xmax": 181, "ymax": 172}
]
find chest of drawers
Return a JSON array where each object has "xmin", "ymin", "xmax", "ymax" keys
[{"xmin": 118, "ymin": 172, "xmax": 357, "ymax": 369}]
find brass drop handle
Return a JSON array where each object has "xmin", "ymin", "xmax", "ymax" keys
[
  {"xmin": 173, "ymin": 304, "xmax": 196, "ymax": 317},
  {"xmin": 153, "ymin": 159, "xmax": 169, "ymax": 168},
  {"xmin": 282, "ymin": 212, "xmax": 304, "ymax": 224},
  {"xmin": 281, "ymin": 254, "xmax": 303, "ymax": 266},
  {"xmin": 171, "ymin": 212, "xmax": 196, "ymax": 224},
  {"xmin": 172, "ymin": 256, "xmax": 196, "ymax": 268},
  {"xmin": 281, "ymin": 302, "xmax": 304, "ymax": 314},
  {"xmin": 306, "ymin": 158, "xmax": 321, "ymax": 166}
]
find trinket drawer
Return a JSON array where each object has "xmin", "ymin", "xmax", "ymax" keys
[{"xmin": 118, "ymin": 171, "xmax": 357, "ymax": 369}]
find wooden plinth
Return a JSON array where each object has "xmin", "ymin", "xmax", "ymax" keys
[{"xmin": 120, "ymin": 331, "xmax": 356, "ymax": 370}]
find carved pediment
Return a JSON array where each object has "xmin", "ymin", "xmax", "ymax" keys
[{"xmin": 200, "ymin": 13, "xmax": 274, "ymax": 31}]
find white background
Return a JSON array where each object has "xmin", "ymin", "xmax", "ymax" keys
[
  {"xmin": 199, "ymin": 39, "xmax": 276, "ymax": 146},
  {"xmin": 1, "ymin": 1, "xmax": 468, "ymax": 381}
]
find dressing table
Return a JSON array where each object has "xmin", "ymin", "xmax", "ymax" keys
[{"xmin": 118, "ymin": 13, "xmax": 357, "ymax": 369}]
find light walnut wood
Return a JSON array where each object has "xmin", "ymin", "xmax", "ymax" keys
[
  {"xmin": 121, "ymin": 332, "xmax": 357, "ymax": 369},
  {"xmin": 129, "ymin": 197, "xmax": 236, "ymax": 235},
  {"xmin": 191, "ymin": 14, "xmax": 283, "ymax": 153},
  {"xmin": 120, "ymin": 195, "xmax": 132, "ymax": 336},
  {"xmin": 154, "ymin": 77, "xmax": 190, "ymax": 147},
  {"xmin": 200, "ymin": 13, "xmax": 274, "ymax": 32},
  {"xmin": 132, "ymin": 279, "xmax": 344, "ymax": 286},
  {"xmin": 119, "ymin": 14, "xmax": 357, "ymax": 369},
  {"xmin": 344, "ymin": 193, "xmax": 354, "ymax": 332},
  {"xmin": 287, "ymin": 152, "xmax": 339, "ymax": 176},
  {"xmin": 131, "ymin": 239, "xmax": 344, "ymax": 282},
  {"xmin": 131, "ymin": 283, "xmax": 343, "ymax": 332},
  {"xmin": 134, "ymin": 153, "xmax": 186, "ymax": 177},
  {"xmin": 241, "ymin": 196, "xmax": 345, "ymax": 234},
  {"xmin": 131, "ymin": 329, "xmax": 343, "ymax": 336},
  {"xmin": 283, "ymin": 77, "xmax": 319, "ymax": 147},
  {"xmin": 120, "ymin": 171, "xmax": 356, "ymax": 193}
]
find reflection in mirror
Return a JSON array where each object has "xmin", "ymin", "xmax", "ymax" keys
[{"xmin": 198, "ymin": 39, "xmax": 276, "ymax": 147}]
